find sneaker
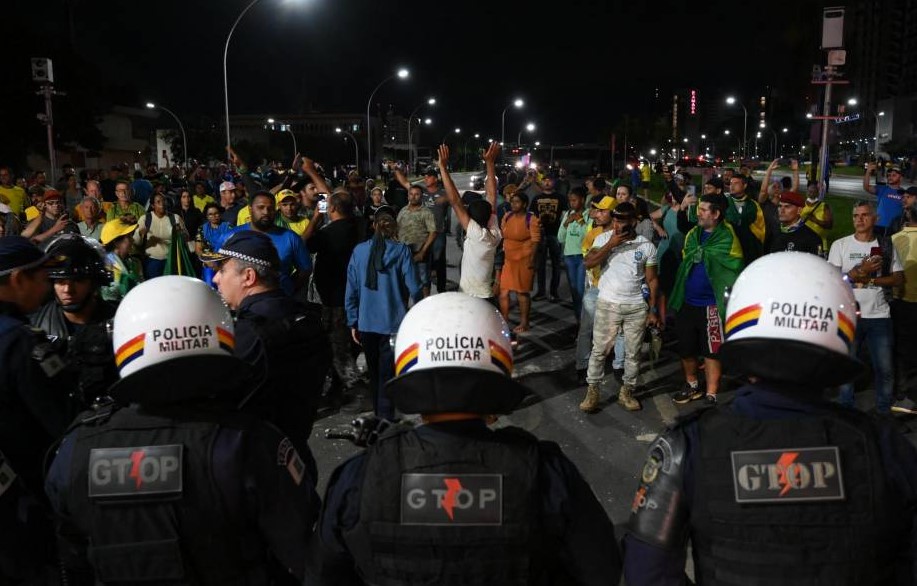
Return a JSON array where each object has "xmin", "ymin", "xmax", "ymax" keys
[
  {"xmin": 892, "ymin": 397, "xmax": 917, "ymax": 415},
  {"xmin": 672, "ymin": 384, "xmax": 703, "ymax": 405},
  {"xmin": 704, "ymin": 393, "xmax": 718, "ymax": 406}
]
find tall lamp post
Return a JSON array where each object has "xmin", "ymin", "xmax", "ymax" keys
[
  {"xmin": 146, "ymin": 102, "xmax": 187, "ymax": 169},
  {"xmin": 266, "ymin": 118, "xmax": 297, "ymax": 159},
  {"xmin": 726, "ymin": 96, "xmax": 748, "ymax": 160},
  {"xmin": 224, "ymin": 0, "xmax": 263, "ymax": 157},
  {"xmin": 501, "ymin": 98, "xmax": 524, "ymax": 145},
  {"xmin": 517, "ymin": 122, "xmax": 535, "ymax": 146},
  {"xmin": 366, "ymin": 68, "xmax": 409, "ymax": 178},
  {"xmin": 407, "ymin": 97, "xmax": 435, "ymax": 171},
  {"xmin": 462, "ymin": 133, "xmax": 480, "ymax": 171},
  {"xmin": 335, "ymin": 127, "xmax": 359, "ymax": 173},
  {"xmin": 872, "ymin": 110, "xmax": 885, "ymax": 153}
]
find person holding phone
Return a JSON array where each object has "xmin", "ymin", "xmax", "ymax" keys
[
  {"xmin": 828, "ymin": 200, "xmax": 904, "ymax": 414},
  {"xmin": 20, "ymin": 189, "xmax": 78, "ymax": 244}
]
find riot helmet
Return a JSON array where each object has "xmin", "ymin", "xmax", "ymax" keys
[
  {"xmin": 385, "ymin": 292, "xmax": 527, "ymax": 414},
  {"xmin": 720, "ymin": 252, "xmax": 862, "ymax": 387}
]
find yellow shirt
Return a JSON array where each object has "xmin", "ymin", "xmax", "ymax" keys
[
  {"xmin": 892, "ymin": 227, "xmax": 917, "ymax": 302},
  {"xmin": 278, "ymin": 216, "xmax": 309, "ymax": 235},
  {"xmin": 582, "ymin": 226, "xmax": 606, "ymax": 287},
  {"xmin": 236, "ymin": 206, "xmax": 251, "ymax": 226},
  {"xmin": 193, "ymin": 194, "xmax": 215, "ymax": 212},
  {"xmin": 0, "ymin": 185, "xmax": 27, "ymax": 217},
  {"xmin": 801, "ymin": 199, "xmax": 831, "ymax": 247}
]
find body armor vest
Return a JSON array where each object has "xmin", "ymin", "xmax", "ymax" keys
[
  {"xmin": 65, "ymin": 405, "xmax": 270, "ymax": 585},
  {"xmin": 690, "ymin": 406, "xmax": 906, "ymax": 585},
  {"xmin": 344, "ymin": 425, "xmax": 545, "ymax": 586}
]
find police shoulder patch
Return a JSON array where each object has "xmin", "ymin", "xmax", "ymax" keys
[
  {"xmin": 276, "ymin": 437, "xmax": 304, "ymax": 486},
  {"xmin": 401, "ymin": 473, "xmax": 503, "ymax": 526},
  {"xmin": 88, "ymin": 444, "xmax": 183, "ymax": 498},
  {"xmin": 731, "ymin": 446, "xmax": 845, "ymax": 503}
]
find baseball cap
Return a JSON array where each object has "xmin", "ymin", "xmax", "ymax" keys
[
  {"xmin": 779, "ymin": 191, "xmax": 806, "ymax": 208},
  {"xmin": 591, "ymin": 195, "xmax": 618, "ymax": 210},
  {"xmin": 889, "ymin": 166, "xmax": 903, "ymax": 175},
  {"xmin": 42, "ymin": 189, "xmax": 62, "ymax": 202},
  {"xmin": 275, "ymin": 189, "xmax": 298, "ymax": 206},
  {"xmin": 904, "ymin": 186, "xmax": 917, "ymax": 196},
  {"xmin": 0, "ymin": 236, "xmax": 63, "ymax": 277},
  {"xmin": 219, "ymin": 181, "xmax": 236, "ymax": 192},
  {"xmin": 198, "ymin": 230, "xmax": 280, "ymax": 270}
]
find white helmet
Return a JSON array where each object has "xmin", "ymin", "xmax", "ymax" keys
[
  {"xmin": 109, "ymin": 276, "xmax": 249, "ymax": 403},
  {"xmin": 385, "ymin": 292, "xmax": 527, "ymax": 414},
  {"xmin": 720, "ymin": 252, "xmax": 862, "ymax": 386}
]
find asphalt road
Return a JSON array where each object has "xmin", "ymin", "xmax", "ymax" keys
[{"xmin": 308, "ymin": 170, "xmax": 917, "ymax": 565}]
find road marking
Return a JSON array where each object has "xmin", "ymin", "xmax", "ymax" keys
[{"xmin": 636, "ymin": 433, "xmax": 658, "ymax": 443}]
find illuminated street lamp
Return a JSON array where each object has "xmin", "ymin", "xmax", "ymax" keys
[
  {"xmin": 726, "ymin": 96, "xmax": 748, "ymax": 158},
  {"xmin": 266, "ymin": 117, "xmax": 297, "ymax": 158},
  {"xmin": 146, "ymin": 102, "xmax": 187, "ymax": 169},
  {"xmin": 517, "ymin": 121, "xmax": 535, "ymax": 145},
  {"xmin": 335, "ymin": 127, "xmax": 359, "ymax": 173},
  {"xmin": 366, "ymin": 67, "xmax": 409, "ymax": 176},
  {"xmin": 501, "ymin": 98, "xmax": 524, "ymax": 145}
]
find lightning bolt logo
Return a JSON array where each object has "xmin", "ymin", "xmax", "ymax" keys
[
  {"xmin": 441, "ymin": 478, "xmax": 463, "ymax": 520},
  {"xmin": 129, "ymin": 450, "xmax": 145, "ymax": 489},
  {"xmin": 776, "ymin": 451, "xmax": 799, "ymax": 497}
]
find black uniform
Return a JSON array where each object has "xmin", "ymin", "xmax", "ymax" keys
[
  {"xmin": 0, "ymin": 301, "xmax": 77, "ymax": 582},
  {"xmin": 624, "ymin": 383, "xmax": 917, "ymax": 585},
  {"xmin": 234, "ymin": 289, "xmax": 330, "ymax": 452},
  {"xmin": 766, "ymin": 222, "xmax": 824, "ymax": 255},
  {"xmin": 32, "ymin": 298, "xmax": 118, "ymax": 409},
  {"xmin": 308, "ymin": 419, "xmax": 622, "ymax": 585},
  {"xmin": 45, "ymin": 401, "xmax": 320, "ymax": 585}
]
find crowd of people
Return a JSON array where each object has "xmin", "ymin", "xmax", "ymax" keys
[{"xmin": 1, "ymin": 145, "xmax": 917, "ymax": 584}]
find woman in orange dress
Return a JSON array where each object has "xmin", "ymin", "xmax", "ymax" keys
[{"xmin": 499, "ymin": 190, "xmax": 541, "ymax": 333}]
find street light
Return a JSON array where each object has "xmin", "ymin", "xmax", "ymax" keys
[
  {"xmin": 223, "ymin": 0, "xmax": 306, "ymax": 158},
  {"xmin": 366, "ymin": 67, "xmax": 409, "ymax": 177},
  {"xmin": 442, "ymin": 127, "xmax": 460, "ymax": 144},
  {"xmin": 873, "ymin": 111, "xmax": 885, "ymax": 152},
  {"xmin": 146, "ymin": 102, "xmax": 188, "ymax": 169},
  {"xmin": 266, "ymin": 117, "xmax": 297, "ymax": 158},
  {"xmin": 406, "ymin": 97, "xmax": 435, "ymax": 171},
  {"xmin": 847, "ymin": 98, "xmax": 858, "ymax": 106},
  {"xmin": 335, "ymin": 127, "xmax": 359, "ymax": 173},
  {"xmin": 517, "ymin": 122, "xmax": 535, "ymax": 145},
  {"xmin": 501, "ymin": 98, "xmax": 524, "ymax": 146},
  {"xmin": 726, "ymin": 96, "xmax": 748, "ymax": 159}
]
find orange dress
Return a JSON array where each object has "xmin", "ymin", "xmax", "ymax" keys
[{"xmin": 500, "ymin": 211, "xmax": 541, "ymax": 292}]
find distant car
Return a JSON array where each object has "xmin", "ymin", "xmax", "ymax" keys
[{"xmin": 469, "ymin": 164, "xmax": 515, "ymax": 190}]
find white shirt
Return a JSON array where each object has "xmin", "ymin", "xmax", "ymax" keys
[
  {"xmin": 460, "ymin": 215, "xmax": 502, "ymax": 298},
  {"xmin": 828, "ymin": 234, "xmax": 902, "ymax": 319},
  {"xmin": 593, "ymin": 232, "xmax": 657, "ymax": 304}
]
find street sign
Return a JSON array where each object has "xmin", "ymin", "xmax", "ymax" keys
[{"xmin": 833, "ymin": 113, "xmax": 860, "ymax": 124}]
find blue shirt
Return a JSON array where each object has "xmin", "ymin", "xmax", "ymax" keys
[
  {"xmin": 684, "ymin": 230, "xmax": 716, "ymax": 306},
  {"xmin": 219, "ymin": 225, "xmax": 312, "ymax": 296},
  {"xmin": 345, "ymin": 238, "xmax": 421, "ymax": 334},
  {"xmin": 130, "ymin": 179, "xmax": 154, "ymax": 207},
  {"xmin": 876, "ymin": 184, "xmax": 904, "ymax": 229}
]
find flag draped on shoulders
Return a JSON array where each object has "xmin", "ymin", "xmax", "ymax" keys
[{"xmin": 668, "ymin": 222, "xmax": 744, "ymax": 321}]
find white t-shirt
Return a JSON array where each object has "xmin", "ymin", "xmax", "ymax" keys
[
  {"xmin": 593, "ymin": 232, "xmax": 657, "ymax": 303},
  {"xmin": 460, "ymin": 215, "xmax": 502, "ymax": 298},
  {"xmin": 828, "ymin": 234, "xmax": 902, "ymax": 319}
]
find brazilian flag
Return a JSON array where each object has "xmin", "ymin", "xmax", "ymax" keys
[{"xmin": 164, "ymin": 226, "xmax": 197, "ymax": 277}]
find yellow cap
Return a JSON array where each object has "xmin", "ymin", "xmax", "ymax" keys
[
  {"xmin": 101, "ymin": 218, "xmax": 138, "ymax": 245},
  {"xmin": 275, "ymin": 189, "xmax": 298, "ymax": 207}
]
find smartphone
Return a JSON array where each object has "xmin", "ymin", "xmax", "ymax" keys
[
  {"xmin": 317, "ymin": 197, "xmax": 328, "ymax": 214},
  {"xmin": 687, "ymin": 185, "xmax": 696, "ymax": 197},
  {"xmin": 870, "ymin": 246, "xmax": 882, "ymax": 258}
]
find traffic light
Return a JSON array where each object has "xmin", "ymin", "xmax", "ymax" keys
[{"xmin": 30, "ymin": 57, "xmax": 54, "ymax": 83}]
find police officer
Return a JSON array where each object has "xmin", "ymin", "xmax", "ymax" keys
[
  {"xmin": 32, "ymin": 233, "xmax": 118, "ymax": 409},
  {"xmin": 308, "ymin": 292, "xmax": 622, "ymax": 585},
  {"xmin": 0, "ymin": 236, "xmax": 76, "ymax": 584},
  {"xmin": 623, "ymin": 252, "xmax": 917, "ymax": 585},
  {"xmin": 206, "ymin": 230, "xmax": 330, "ymax": 452},
  {"xmin": 45, "ymin": 276, "xmax": 320, "ymax": 585}
]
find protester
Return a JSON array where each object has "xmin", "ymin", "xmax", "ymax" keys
[
  {"xmin": 395, "ymin": 184, "xmax": 437, "ymax": 298},
  {"xmin": 195, "ymin": 202, "xmax": 232, "ymax": 287},
  {"xmin": 557, "ymin": 186, "xmax": 589, "ymax": 321},
  {"xmin": 100, "ymin": 218, "xmax": 143, "ymax": 302},
  {"xmin": 767, "ymin": 190, "xmax": 823, "ymax": 254},
  {"xmin": 499, "ymin": 191, "xmax": 541, "ymax": 333}
]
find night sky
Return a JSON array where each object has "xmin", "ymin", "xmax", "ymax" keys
[{"xmin": 10, "ymin": 0, "xmax": 825, "ymax": 149}]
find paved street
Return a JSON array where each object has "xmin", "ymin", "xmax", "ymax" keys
[{"xmin": 310, "ymin": 171, "xmax": 917, "ymax": 532}]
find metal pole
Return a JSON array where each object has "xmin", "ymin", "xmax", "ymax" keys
[
  {"xmin": 501, "ymin": 106, "xmax": 509, "ymax": 145},
  {"xmin": 818, "ymin": 74, "xmax": 833, "ymax": 200},
  {"xmin": 366, "ymin": 74, "xmax": 395, "ymax": 179},
  {"xmin": 340, "ymin": 130, "xmax": 359, "ymax": 173},
  {"xmin": 41, "ymin": 85, "xmax": 57, "ymax": 184},
  {"xmin": 286, "ymin": 127, "xmax": 297, "ymax": 159},
  {"xmin": 741, "ymin": 104, "xmax": 748, "ymax": 160},
  {"xmin": 874, "ymin": 112, "xmax": 880, "ymax": 154},
  {"xmin": 158, "ymin": 105, "xmax": 188, "ymax": 169},
  {"xmin": 223, "ymin": 0, "xmax": 262, "ymax": 160}
]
